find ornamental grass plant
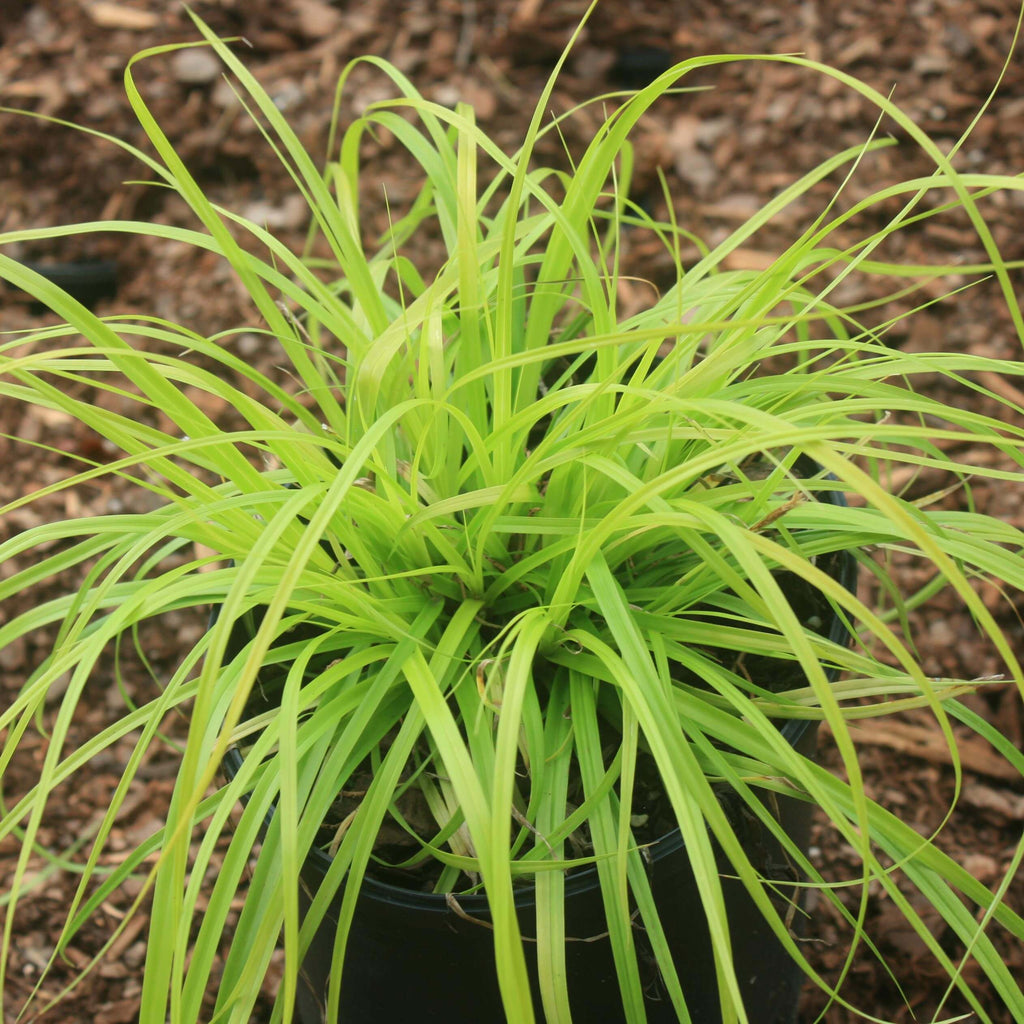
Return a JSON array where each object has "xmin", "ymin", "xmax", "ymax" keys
[{"xmin": 1, "ymin": 6, "xmax": 1024, "ymax": 1022}]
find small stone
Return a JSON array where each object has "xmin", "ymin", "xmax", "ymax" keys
[
  {"xmin": 24, "ymin": 6, "xmax": 59, "ymax": 46},
  {"xmin": 927, "ymin": 617, "xmax": 955, "ymax": 646},
  {"xmin": 242, "ymin": 194, "xmax": 309, "ymax": 231},
  {"xmin": 237, "ymin": 333, "xmax": 261, "ymax": 356},
  {"xmin": 171, "ymin": 48, "xmax": 222, "ymax": 87},
  {"xmin": 212, "ymin": 77, "xmax": 242, "ymax": 109},
  {"xmin": 293, "ymin": 0, "xmax": 342, "ymax": 39},
  {"xmin": 271, "ymin": 78, "xmax": 305, "ymax": 112}
]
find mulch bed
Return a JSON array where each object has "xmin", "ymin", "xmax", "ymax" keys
[{"xmin": 1, "ymin": 1, "xmax": 1022, "ymax": 1021}]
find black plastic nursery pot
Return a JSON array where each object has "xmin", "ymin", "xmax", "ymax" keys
[
  {"xmin": 285, "ymin": 720, "xmax": 825, "ymax": 1024},
  {"xmin": 220, "ymin": 469, "xmax": 858, "ymax": 1024}
]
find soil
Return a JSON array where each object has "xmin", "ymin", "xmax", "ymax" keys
[{"xmin": 2, "ymin": 1, "xmax": 1023, "ymax": 1022}]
